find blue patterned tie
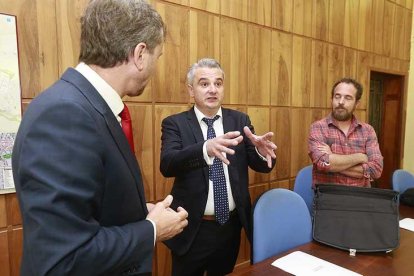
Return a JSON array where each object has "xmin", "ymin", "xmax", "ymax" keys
[{"xmin": 202, "ymin": 115, "xmax": 230, "ymax": 225}]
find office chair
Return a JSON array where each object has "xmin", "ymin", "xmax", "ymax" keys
[
  {"xmin": 392, "ymin": 169, "xmax": 414, "ymax": 194},
  {"xmin": 252, "ymin": 188, "xmax": 312, "ymax": 264},
  {"xmin": 293, "ymin": 165, "xmax": 314, "ymax": 214}
]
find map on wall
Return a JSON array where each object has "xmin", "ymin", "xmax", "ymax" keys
[{"xmin": 0, "ymin": 13, "xmax": 22, "ymax": 193}]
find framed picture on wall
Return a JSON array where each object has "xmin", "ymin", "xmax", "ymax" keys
[{"xmin": 0, "ymin": 13, "xmax": 22, "ymax": 194}]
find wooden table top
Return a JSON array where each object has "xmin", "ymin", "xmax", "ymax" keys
[{"xmin": 231, "ymin": 205, "xmax": 414, "ymax": 276}]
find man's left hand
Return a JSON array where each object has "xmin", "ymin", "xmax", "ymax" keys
[{"xmin": 243, "ymin": 126, "xmax": 277, "ymax": 168}]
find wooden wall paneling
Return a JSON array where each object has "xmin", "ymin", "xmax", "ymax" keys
[
  {"xmin": 0, "ymin": 196, "xmax": 6, "ymax": 227},
  {"xmin": 290, "ymin": 108, "xmax": 312, "ymax": 177},
  {"xmin": 270, "ymin": 31, "xmax": 292, "ymax": 107},
  {"xmin": 249, "ymin": 183, "xmax": 269, "ymax": 202},
  {"xmin": 124, "ymin": 80, "xmax": 153, "ymax": 103},
  {"xmin": 155, "ymin": 242, "xmax": 172, "ymax": 276},
  {"xmin": 8, "ymin": 228, "xmax": 22, "ymax": 276},
  {"xmin": 344, "ymin": 48, "xmax": 357, "ymax": 79},
  {"xmin": 311, "ymin": 40, "xmax": 329, "ymax": 108},
  {"xmin": 403, "ymin": 9, "xmax": 413, "ymax": 60},
  {"xmin": 326, "ymin": 44, "xmax": 344, "ymax": 106},
  {"xmin": 5, "ymin": 194, "xmax": 21, "ymax": 226},
  {"xmin": 293, "ymin": 0, "xmax": 313, "ymax": 37},
  {"xmin": 269, "ymin": 179, "xmax": 290, "ymax": 189},
  {"xmin": 399, "ymin": 60, "xmax": 410, "ymax": 72},
  {"xmin": 189, "ymin": 0, "xmax": 220, "ymax": 14},
  {"xmin": 247, "ymin": 107, "xmax": 270, "ymax": 184},
  {"xmin": 247, "ymin": 25, "xmax": 271, "ymax": 106},
  {"xmin": 220, "ymin": 18, "xmax": 248, "ymax": 105},
  {"xmin": 269, "ymin": 108, "xmax": 291, "ymax": 180},
  {"xmin": 372, "ymin": 0, "xmax": 385, "ymax": 55},
  {"xmin": 235, "ymin": 230, "xmax": 250, "ymax": 268},
  {"xmin": 0, "ymin": 230, "xmax": 10, "ymax": 276},
  {"xmin": 344, "ymin": 0, "xmax": 359, "ymax": 48},
  {"xmin": 247, "ymin": 0, "xmax": 272, "ymax": 27},
  {"xmin": 154, "ymin": 105, "xmax": 189, "ymax": 200},
  {"xmin": 328, "ymin": 0, "xmax": 346, "ymax": 45},
  {"xmin": 383, "ymin": 1, "xmax": 396, "ymax": 57},
  {"xmin": 189, "ymin": 10, "xmax": 220, "ymax": 63},
  {"xmin": 312, "ymin": 0, "xmax": 329, "ymax": 41},
  {"xmin": 221, "ymin": 0, "xmax": 248, "ymax": 21},
  {"xmin": 153, "ymin": 2, "xmax": 189, "ymax": 103},
  {"xmin": 358, "ymin": 0, "xmax": 373, "ymax": 52},
  {"xmin": 407, "ymin": 0, "xmax": 413, "ymax": 9},
  {"xmin": 271, "ymin": 0, "xmax": 293, "ymax": 32},
  {"xmin": 391, "ymin": 5, "xmax": 406, "ymax": 59},
  {"xmin": 128, "ymin": 104, "xmax": 154, "ymax": 201},
  {"xmin": 372, "ymin": 55, "xmax": 389, "ymax": 70},
  {"xmin": 356, "ymin": 52, "xmax": 372, "ymax": 110},
  {"xmin": 354, "ymin": 109, "xmax": 367, "ymax": 122},
  {"xmin": 291, "ymin": 36, "xmax": 312, "ymax": 107},
  {"xmin": 396, "ymin": 0, "xmax": 406, "ymax": 7},
  {"xmin": 56, "ymin": 0, "xmax": 87, "ymax": 74},
  {"xmin": 161, "ymin": 0, "xmax": 188, "ymax": 5}
]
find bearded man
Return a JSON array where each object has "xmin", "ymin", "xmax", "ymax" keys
[{"xmin": 308, "ymin": 78, "xmax": 383, "ymax": 188}]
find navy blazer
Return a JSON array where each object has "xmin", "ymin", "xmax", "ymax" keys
[
  {"xmin": 160, "ymin": 107, "xmax": 275, "ymax": 255},
  {"xmin": 13, "ymin": 69, "xmax": 154, "ymax": 275}
]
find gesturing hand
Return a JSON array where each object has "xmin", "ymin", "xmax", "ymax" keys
[
  {"xmin": 205, "ymin": 131, "xmax": 243, "ymax": 165},
  {"xmin": 243, "ymin": 126, "xmax": 277, "ymax": 168},
  {"xmin": 146, "ymin": 195, "xmax": 188, "ymax": 242}
]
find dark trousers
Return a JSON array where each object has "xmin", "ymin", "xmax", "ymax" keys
[{"xmin": 172, "ymin": 214, "xmax": 242, "ymax": 276}]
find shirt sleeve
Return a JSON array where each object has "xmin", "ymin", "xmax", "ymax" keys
[
  {"xmin": 363, "ymin": 126, "xmax": 384, "ymax": 180},
  {"xmin": 308, "ymin": 122, "xmax": 330, "ymax": 172}
]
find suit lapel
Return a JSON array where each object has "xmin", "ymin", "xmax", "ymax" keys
[{"xmin": 61, "ymin": 69, "xmax": 147, "ymax": 211}]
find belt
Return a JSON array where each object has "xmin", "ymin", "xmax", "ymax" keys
[{"xmin": 202, "ymin": 209, "xmax": 237, "ymax": 221}]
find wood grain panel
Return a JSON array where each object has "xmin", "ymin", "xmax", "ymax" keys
[
  {"xmin": 0, "ymin": 231, "xmax": 10, "ymax": 276},
  {"xmin": 344, "ymin": 0, "xmax": 359, "ymax": 48},
  {"xmin": 236, "ymin": 230, "xmax": 250, "ymax": 267},
  {"xmin": 293, "ymin": 0, "xmax": 312, "ymax": 37},
  {"xmin": 153, "ymin": 2, "xmax": 189, "ymax": 103},
  {"xmin": 154, "ymin": 105, "xmax": 189, "ymax": 200},
  {"xmin": 312, "ymin": 0, "xmax": 329, "ymax": 41},
  {"xmin": 291, "ymin": 36, "xmax": 312, "ymax": 107},
  {"xmin": 357, "ymin": 0, "xmax": 373, "ymax": 51},
  {"xmin": 5, "ymin": 194, "xmax": 21, "ymax": 226},
  {"xmin": 329, "ymin": 0, "xmax": 346, "ymax": 44},
  {"xmin": 372, "ymin": 0, "xmax": 385, "ymax": 55},
  {"xmin": 189, "ymin": 0, "xmax": 220, "ymax": 14},
  {"xmin": 269, "ymin": 179, "xmax": 290, "ymax": 189},
  {"xmin": 155, "ymin": 242, "xmax": 172, "ymax": 276},
  {"xmin": 327, "ymin": 44, "xmax": 344, "ymax": 106},
  {"xmin": 247, "ymin": 25, "xmax": 271, "ymax": 106},
  {"xmin": 248, "ymin": 0, "xmax": 271, "ymax": 26},
  {"xmin": 407, "ymin": 0, "xmax": 413, "ymax": 9},
  {"xmin": 220, "ymin": 18, "xmax": 247, "ymax": 105},
  {"xmin": 396, "ymin": 0, "xmax": 406, "ymax": 7},
  {"xmin": 249, "ymin": 183, "xmax": 269, "ymax": 202},
  {"xmin": 344, "ymin": 48, "xmax": 357, "ymax": 79},
  {"xmin": 128, "ymin": 104, "xmax": 154, "ymax": 201},
  {"xmin": 247, "ymin": 108, "xmax": 270, "ymax": 184},
  {"xmin": 404, "ymin": 9, "xmax": 413, "ymax": 60},
  {"xmin": 221, "ymin": 0, "xmax": 248, "ymax": 21},
  {"xmin": 311, "ymin": 40, "xmax": 329, "ymax": 108},
  {"xmin": 383, "ymin": 1, "xmax": 396, "ymax": 57},
  {"xmin": 356, "ymin": 52, "xmax": 372, "ymax": 110},
  {"xmin": 189, "ymin": 10, "xmax": 220, "ymax": 63},
  {"xmin": 271, "ymin": 0, "xmax": 293, "ymax": 32},
  {"xmin": 0, "ymin": 196, "xmax": 6, "ymax": 228},
  {"xmin": 271, "ymin": 31, "xmax": 292, "ymax": 107},
  {"xmin": 56, "ymin": 0, "xmax": 87, "ymax": 73},
  {"xmin": 162, "ymin": 0, "xmax": 188, "ymax": 5},
  {"xmin": 270, "ymin": 108, "xmax": 291, "ymax": 180},
  {"xmin": 8, "ymin": 227, "xmax": 22, "ymax": 276},
  {"xmin": 124, "ymin": 80, "xmax": 153, "ymax": 103},
  {"xmin": 391, "ymin": 5, "xmax": 405, "ymax": 59}
]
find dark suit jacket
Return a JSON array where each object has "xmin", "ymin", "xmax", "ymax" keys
[
  {"xmin": 12, "ymin": 68, "xmax": 154, "ymax": 275},
  {"xmin": 160, "ymin": 107, "xmax": 275, "ymax": 255}
]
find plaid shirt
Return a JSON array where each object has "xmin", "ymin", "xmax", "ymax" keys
[{"xmin": 308, "ymin": 114, "xmax": 383, "ymax": 187}]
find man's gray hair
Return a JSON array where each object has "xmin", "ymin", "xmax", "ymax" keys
[{"xmin": 187, "ymin": 58, "xmax": 225, "ymax": 85}]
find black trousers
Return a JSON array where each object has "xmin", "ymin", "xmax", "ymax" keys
[{"xmin": 172, "ymin": 214, "xmax": 242, "ymax": 276}]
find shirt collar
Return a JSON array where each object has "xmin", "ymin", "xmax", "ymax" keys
[
  {"xmin": 75, "ymin": 62, "xmax": 124, "ymax": 118},
  {"xmin": 194, "ymin": 106, "xmax": 223, "ymax": 124}
]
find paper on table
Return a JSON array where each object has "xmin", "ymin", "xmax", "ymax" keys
[
  {"xmin": 271, "ymin": 251, "xmax": 362, "ymax": 276},
  {"xmin": 399, "ymin": 218, "xmax": 414, "ymax": 232}
]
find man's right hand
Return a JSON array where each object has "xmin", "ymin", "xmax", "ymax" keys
[
  {"xmin": 146, "ymin": 195, "xmax": 188, "ymax": 242},
  {"xmin": 206, "ymin": 131, "xmax": 243, "ymax": 165}
]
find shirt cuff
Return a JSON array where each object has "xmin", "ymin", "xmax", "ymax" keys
[
  {"xmin": 255, "ymin": 147, "xmax": 268, "ymax": 161},
  {"xmin": 145, "ymin": 218, "xmax": 156, "ymax": 246},
  {"xmin": 361, "ymin": 163, "xmax": 372, "ymax": 180},
  {"xmin": 203, "ymin": 141, "xmax": 215, "ymax": 165}
]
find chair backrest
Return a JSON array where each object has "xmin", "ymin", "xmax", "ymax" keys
[
  {"xmin": 293, "ymin": 165, "xmax": 314, "ymax": 213},
  {"xmin": 252, "ymin": 188, "xmax": 312, "ymax": 264},
  {"xmin": 392, "ymin": 169, "xmax": 414, "ymax": 194}
]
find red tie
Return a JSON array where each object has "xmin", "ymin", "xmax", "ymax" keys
[{"xmin": 120, "ymin": 104, "xmax": 135, "ymax": 153}]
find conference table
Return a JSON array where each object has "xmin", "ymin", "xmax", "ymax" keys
[{"xmin": 231, "ymin": 205, "xmax": 414, "ymax": 276}]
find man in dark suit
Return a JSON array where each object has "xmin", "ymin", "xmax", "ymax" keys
[
  {"xmin": 12, "ymin": 1, "xmax": 187, "ymax": 275},
  {"xmin": 160, "ymin": 58, "xmax": 277, "ymax": 275}
]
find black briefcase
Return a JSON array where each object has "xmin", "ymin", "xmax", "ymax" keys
[{"xmin": 312, "ymin": 184, "xmax": 400, "ymax": 255}]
